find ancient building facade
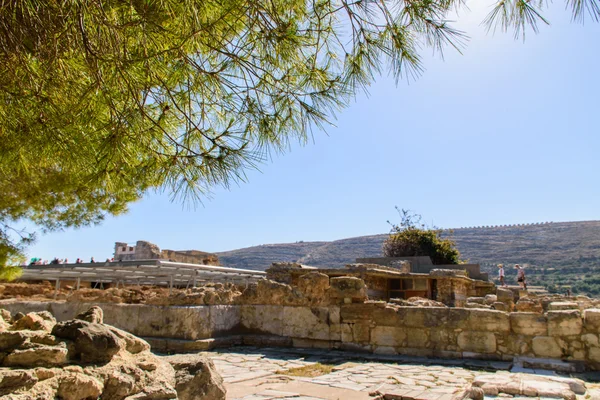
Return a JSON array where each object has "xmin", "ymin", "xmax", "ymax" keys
[{"xmin": 114, "ymin": 240, "xmax": 219, "ymax": 265}]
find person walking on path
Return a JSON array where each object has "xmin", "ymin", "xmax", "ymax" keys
[
  {"xmin": 515, "ymin": 264, "xmax": 527, "ymax": 290},
  {"xmin": 498, "ymin": 264, "xmax": 507, "ymax": 287}
]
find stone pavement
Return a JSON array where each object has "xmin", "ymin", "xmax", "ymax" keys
[{"xmin": 200, "ymin": 347, "xmax": 600, "ymax": 400}]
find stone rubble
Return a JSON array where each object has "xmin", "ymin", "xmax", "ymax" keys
[{"xmin": 0, "ymin": 307, "xmax": 225, "ymax": 399}]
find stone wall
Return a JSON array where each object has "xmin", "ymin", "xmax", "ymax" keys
[{"xmin": 2, "ymin": 300, "xmax": 600, "ymax": 370}]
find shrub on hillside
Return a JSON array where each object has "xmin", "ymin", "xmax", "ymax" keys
[{"xmin": 382, "ymin": 208, "xmax": 461, "ymax": 265}]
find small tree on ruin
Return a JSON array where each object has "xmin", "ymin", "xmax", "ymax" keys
[{"xmin": 382, "ymin": 208, "xmax": 461, "ymax": 265}]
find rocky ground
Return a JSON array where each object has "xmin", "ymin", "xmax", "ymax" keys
[
  {"xmin": 203, "ymin": 347, "xmax": 600, "ymax": 400},
  {"xmin": 0, "ymin": 307, "xmax": 225, "ymax": 399}
]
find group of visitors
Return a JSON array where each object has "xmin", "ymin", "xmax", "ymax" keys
[
  {"xmin": 27, "ymin": 257, "xmax": 99, "ymax": 266},
  {"xmin": 497, "ymin": 263, "xmax": 527, "ymax": 289}
]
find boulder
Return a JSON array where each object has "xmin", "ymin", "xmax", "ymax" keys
[
  {"xmin": 108, "ymin": 326, "xmax": 150, "ymax": 354},
  {"xmin": 52, "ymin": 320, "xmax": 123, "ymax": 363},
  {"xmin": 484, "ymin": 294, "xmax": 497, "ymax": 305},
  {"xmin": 164, "ymin": 354, "xmax": 226, "ymax": 400},
  {"xmin": 0, "ymin": 369, "xmax": 38, "ymax": 395},
  {"xmin": 11, "ymin": 313, "xmax": 55, "ymax": 332},
  {"xmin": 3, "ymin": 345, "xmax": 68, "ymax": 367},
  {"xmin": 75, "ymin": 306, "xmax": 104, "ymax": 324},
  {"xmin": 57, "ymin": 373, "xmax": 103, "ymax": 400}
]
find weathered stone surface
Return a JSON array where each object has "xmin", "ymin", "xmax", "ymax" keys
[
  {"xmin": 296, "ymin": 272, "xmax": 330, "ymax": 302},
  {"xmin": 547, "ymin": 310, "xmax": 583, "ymax": 337},
  {"xmin": 467, "ymin": 309, "xmax": 510, "ymax": 332},
  {"xmin": 532, "ymin": 336, "xmax": 563, "ymax": 358},
  {"xmin": 108, "ymin": 326, "xmax": 150, "ymax": 354},
  {"xmin": 457, "ymin": 331, "xmax": 496, "ymax": 353},
  {"xmin": 3, "ymin": 346, "xmax": 68, "ymax": 367},
  {"xmin": 0, "ymin": 369, "xmax": 38, "ymax": 395},
  {"xmin": 241, "ymin": 305, "xmax": 283, "ymax": 336},
  {"xmin": 11, "ymin": 313, "xmax": 54, "ymax": 332},
  {"xmin": 57, "ymin": 373, "xmax": 103, "ymax": 400},
  {"xmin": 492, "ymin": 302, "xmax": 510, "ymax": 312},
  {"xmin": 515, "ymin": 298, "xmax": 543, "ymax": 313},
  {"xmin": 496, "ymin": 288, "xmax": 514, "ymax": 302},
  {"xmin": 584, "ymin": 308, "xmax": 600, "ymax": 332},
  {"xmin": 328, "ymin": 277, "xmax": 367, "ymax": 302},
  {"xmin": 510, "ymin": 313, "xmax": 547, "ymax": 336},
  {"xmin": 282, "ymin": 307, "xmax": 330, "ymax": 340},
  {"xmin": 52, "ymin": 320, "xmax": 123, "ymax": 363},
  {"xmin": 484, "ymin": 295, "xmax": 497, "ymax": 305},
  {"xmin": 371, "ymin": 326, "xmax": 406, "ymax": 347},
  {"xmin": 164, "ymin": 354, "xmax": 226, "ymax": 400},
  {"xmin": 75, "ymin": 306, "xmax": 104, "ymax": 324},
  {"xmin": 548, "ymin": 302, "xmax": 579, "ymax": 311}
]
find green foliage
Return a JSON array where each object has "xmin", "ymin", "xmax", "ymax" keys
[
  {"xmin": 383, "ymin": 208, "xmax": 461, "ymax": 265},
  {"xmin": 1, "ymin": 0, "xmax": 598, "ymax": 265}
]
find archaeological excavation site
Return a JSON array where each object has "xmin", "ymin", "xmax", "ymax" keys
[{"xmin": 1, "ymin": 247, "xmax": 600, "ymax": 400}]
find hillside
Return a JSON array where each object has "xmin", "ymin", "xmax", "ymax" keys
[{"xmin": 216, "ymin": 221, "xmax": 600, "ymax": 295}]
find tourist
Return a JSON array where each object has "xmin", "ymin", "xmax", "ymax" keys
[
  {"xmin": 90, "ymin": 257, "xmax": 95, "ymax": 263},
  {"xmin": 515, "ymin": 264, "xmax": 527, "ymax": 290},
  {"xmin": 76, "ymin": 258, "xmax": 82, "ymax": 264},
  {"xmin": 498, "ymin": 264, "xmax": 506, "ymax": 287}
]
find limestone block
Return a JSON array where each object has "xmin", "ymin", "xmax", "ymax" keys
[
  {"xmin": 241, "ymin": 305, "xmax": 283, "ymax": 336},
  {"xmin": 330, "ymin": 323, "xmax": 341, "ymax": 341},
  {"xmin": 328, "ymin": 277, "xmax": 367, "ymax": 301},
  {"xmin": 371, "ymin": 326, "xmax": 406, "ymax": 347},
  {"xmin": 515, "ymin": 299, "xmax": 543, "ymax": 313},
  {"xmin": 510, "ymin": 313, "xmax": 547, "ymax": 336},
  {"xmin": 282, "ymin": 306, "xmax": 330, "ymax": 340},
  {"xmin": 581, "ymin": 333, "xmax": 599, "ymax": 347},
  {"xmin": 584, "ymin": 309, "xmax": 600, "ymax": 332},
  {"xmin": 467, "ymin": 309, "xmax": 510, "ymax": 332},
  {"xmin": 405, "ymin": 328, "xmax": 429, "ymax": 348},
  {"xmin": 209, "ymin": 305, "xmax": 240, "ymax": 334},
  {"xmin": 548, "ymin": 302, "xmax": 579, "ymax": 311},
  {"xmin": 340, "ymin": 304, "xmax": 375, "ymax": 323},
  {"xmin": 589, "ymin": 347, "xmax": 600, "ymax": 362},
  {"xmin": 457, "ymin": 331, "xmax": 496, "ymax": 353},
  {"xmin": 371, "ymin": 306, "xmax": 404, "ymax": 326},
  {"xmin": 341, "ymin": 322, "xmax": 370, "ymax": 343},
  {"xmin": 484, "ymin": 294, "xmax": 498, "ymax": 305},
  {"xmin": 547, "ymin": 310, "xmax": 583, "ymax": 337},
  {"xmin": 532, "ymin": 336, "xmax": 562, "ymax": 358},
  {"xmin": 492, "ymin": 302, "xmax": 511, "ymax": 312},
  {"xmin": 467, "ymin": 297, "xmax": 485, "ymax": 304},
  {"xmin": 447, "ymin": 308, "xmax": 470, "ymax": 329},
  {"xmin": 296, "ymin": 272, "xmax": 330, "ymax": 301},
  {"xmin": 100, "ymin": 304, "xmax": 142, "ymax": 336},
  {"xmin": 496, "ymin": 288, "xmax": 515, "ymax": 302},
  {"xmin": 429, "ymin": 328, "xmax": 453, "ymax": 349},
  {"xmin": 133, "ymin": 305, "xmax": 211, "ymax": 340},
  {"xmin": 329, "ymin": 307, "xmax": 340, "ymax": 325}
]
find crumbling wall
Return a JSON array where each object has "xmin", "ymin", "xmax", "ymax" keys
[
  {"xmin": 161, "ymin": 249, "xmax": 220, "ymax": 265},
  {"xmin": 3, "ymin": 298, "xmax": 600, "ymax": 370}
]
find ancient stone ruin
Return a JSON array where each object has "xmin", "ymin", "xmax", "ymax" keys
[
  {"xmin": 0, "ymin": 306, "xmax": 225, "ymax": 399},
  {"xmin": 3, "ymin": 258, "xmax": 600, "ymax": 399}
]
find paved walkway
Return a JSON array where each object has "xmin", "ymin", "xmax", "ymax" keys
[{"xmin": 203, "ymin": 347, "xmax": 600, "ymax": 400}]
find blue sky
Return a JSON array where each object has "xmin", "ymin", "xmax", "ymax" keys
[{"xmin": 26, "ymin": 2, "xmax": 600, "ymax": 261}]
